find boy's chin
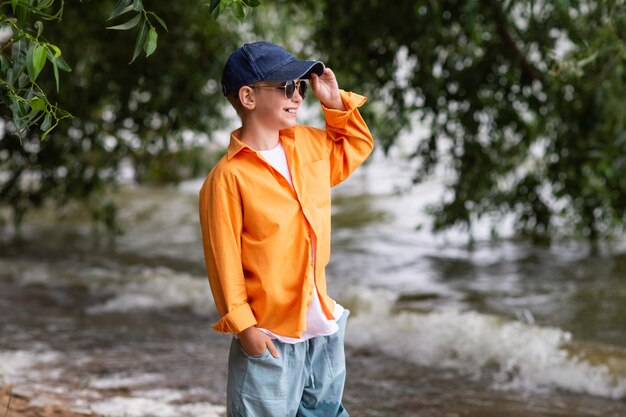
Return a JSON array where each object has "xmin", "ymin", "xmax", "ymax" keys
[{"xmin": 279, "ymin": 117, "xmax": 297, "ymax": 129}]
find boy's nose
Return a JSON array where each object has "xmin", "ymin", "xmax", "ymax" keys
[{"xmin": 291, "ymin": 90, "xmax": 303, "ymax": 102}]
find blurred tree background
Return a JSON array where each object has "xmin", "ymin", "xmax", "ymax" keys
[
  {"xmin": 2, "ymin": 0, "xmax": 626, "ymax": 241},
  {"xmin": 1, "ymin": 0, "xmax": 242, "ymax": 231},
  {"xmin": 306, "ymin": 0, "xmax": 626, "ymax": 241}
]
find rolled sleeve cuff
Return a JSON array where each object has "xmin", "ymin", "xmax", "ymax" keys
[
  {"xmin": 322, "ymin": 90, "xmax": 367, "ymax": 131},
  {"xmin": 211, "ymin": 303, "xmax": 257, "ymax": 334}
]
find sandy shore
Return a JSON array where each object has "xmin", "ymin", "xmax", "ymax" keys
[{"xmin": 1, "ymin": 385, "xmax": 99, "ymax": 417}]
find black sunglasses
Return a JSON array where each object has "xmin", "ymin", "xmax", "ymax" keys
[{"xmin": 251, "ymin": 80, "xmax": 307, "ymax": 99}]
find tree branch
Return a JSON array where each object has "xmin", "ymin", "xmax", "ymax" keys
[{"xmin": 483, "ymin": 0, "xmax": 545, "ymax": 83}]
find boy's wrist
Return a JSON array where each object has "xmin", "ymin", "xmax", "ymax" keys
[
  {"xmin": 321, "ymin": 92, "xmax": 346, "ymax": 111},
  {"xmin": 237, "ymin": 325, "xmax": 257, "ymax": 335}
]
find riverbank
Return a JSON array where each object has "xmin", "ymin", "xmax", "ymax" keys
[
  {"xmin": 1, "ymin": 278, "xmax": 624, "ymax": 417},
  {"xmin": 2, "ymin": 157, "xmax": 626, "ymax": 416},
  {"xmin": 3, "ymin": 344, "xmax": 626, "ymax": 417},
  {"xmin": 1, "ymin": 385, "xmax": 98, "ymax": 417}
]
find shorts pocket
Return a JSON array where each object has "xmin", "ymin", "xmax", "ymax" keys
[
  {"xmin": 240, "ymin": 345, "xmax": 271, "ymax": 360},
  {"xmin": 239, "ymin": 342, "xmax": 288, "ymax": 399},
  {"xmin": 323, "ymin": 310, "xmax": 349, "ymax": 379}
]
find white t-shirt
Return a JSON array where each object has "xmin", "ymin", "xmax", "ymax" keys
[{"xmin": 257, "ymin": 141, "xmax": 344, "ymax": 343}]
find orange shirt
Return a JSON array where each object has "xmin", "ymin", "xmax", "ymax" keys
[{"xmin": 198, "ymin": 90, "xmax": 374, "ymax": 338}]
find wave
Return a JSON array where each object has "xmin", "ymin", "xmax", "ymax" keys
[
  {"xmin": 4, "ymin": 257, "xmax": 626, "ymax": 400},
  {"xmin": 0, "ymin": 349, "xmax": 225, "ymax": 417},
  {"xmin": 342, "ymin": 287, "xmax": 626, "ymax": 400},
  {"xmin": 0, "ymin": 349, "xmax": 60, "ymax": 385},
  {"xmin": 90, "ymin": 389, "xmax": 225, "ymax": 417},
  {"xmin": 1, "ymin": 258, "xmax": 214, "ymax": 316}
]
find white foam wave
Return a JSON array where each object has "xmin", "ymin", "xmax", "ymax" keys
[
  {"xmin": 342, "ymin": 287, "xmax": 626, "ymax": 399},
  {"xmin": 90, "ymin": 389, "xmax": 225, "ymax": 417},
  {"xmin": 0, "ymin": 349, "xmax": 60, "ymax": 385},
  {"xmin": 4, "ymin": 258, "xmax": 215, "ymax": 316},
  {"xmin": 0, "ymin": 350, "xmax": 225, "ymax": 417},
  {"xmin": 89, "ymin": 373, "xmax": 164, "ymax": 389},
  {"xmin": 85, "ymin": 266, "xmax": 215, "ymax": 315}
]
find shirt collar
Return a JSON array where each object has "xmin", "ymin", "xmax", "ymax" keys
[
  {"xmin": 226, "ymin": 129, "xmax": 250, "ymax": 160},
  {"xmin": 226, "ymin": 127, "xmax": 295, "ymax": 160}
]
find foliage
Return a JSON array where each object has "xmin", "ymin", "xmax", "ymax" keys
[
  {"xmin": 0, "ymin": 0, "xmax": 257, "ymax": 140},
  {"xmin": 0, "ymin": 0, "xmax": 245, "ymax": 231},
  {"xmin": 2, "ymin": 0, "xmax": 626, "ymax": 242},
  {"xmin": 207, "ymin": 0, "xmax": 261, "ymax": 22},
  {"xmin": 0, "ymin": 0, "xmax": 168, "ymax": 140},
  {"xmin": 307, "ymin": 0, "xmax": 626, "ymax": 241},
  {"xmin": 1, "ymin": 0, "xmax": 73, "ymax": 140}
]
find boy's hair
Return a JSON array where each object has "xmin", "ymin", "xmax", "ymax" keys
[
  {"xmin": 225, "ymin": 90, "xmax": 244, "ymax": 115},
  {"xmin": 221, "ymin": 41, "xmax": 324, "ymax": 97}
]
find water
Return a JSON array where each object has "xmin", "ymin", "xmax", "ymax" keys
[{"xmin": 1, "ymin": 148, "xmax": 626, "ymax": 416}]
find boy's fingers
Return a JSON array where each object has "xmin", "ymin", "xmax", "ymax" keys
[
  {"xmin": 310, "ymin": 73, "xmax": 319, "ymax": 88},
  {"xmin": 266, "ymin": 340, "xmax": 280, "ymax": 358}
]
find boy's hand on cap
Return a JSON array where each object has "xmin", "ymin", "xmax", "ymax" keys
[{"xmin": 311, "ymin": 68, "xmax": 346, "ymax": 111}]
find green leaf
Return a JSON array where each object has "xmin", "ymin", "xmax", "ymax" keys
[
  {"xmin": 17, "ymin": 100, "xmax": 28, "ymax": 117},
  {"xmin": 11, "ymin": 101, "xmax": 25, "ymax": 131},
  {"xmin": 211, "ymin": 5, "xmax": 222, "ymax": 20},
  {"xmin": 18, "ymin": 72, "xmax": 29, "ymax": 88},
  {"xmin": 38, "ymin": 0, "xmax": 55, "ymax": 9},
  {"xmin": 47, "ymin": 43, "xmax": 62, "ymax": 58},
  {"xmin": 107, "ymin": 13, "xmax": 142, "ymax": 30},
  {"xmin": 24, "ymin": 100, "xmax": 44, "ymax": 125},
  {"xmin": 32, "ymin": 44, "xmax": 47, "ymax": 79},
  {"xmin": 41, "ymin": 46, "xmax": 64, "ymax": 92},
  {"xmin": 130, "ymin": 20, "xmax": 148, "ymax": 63},
  {"xmin": 147, "ymin": 11, "xmax": 168, "ymax": 31},
  {"xmin": 12, "ymin": 39, "xmax": 28, "ymax": 69},
  {"xmin": 220, "ymin": 0, "xmax": 232, "ymax": 13},
  {"xmin": 6, "ymin": 68, "xmax": 15, "ymax": 85},
  {"xmin": 243, "ymin": 0, "xmax": 261, "ymax": 6},
  {"xmin": 232, "ymin": 1, "xmax": 245, "ymax": 21},
  {"xmin": 208, "ymin": 0, "xmax": 220, "ymax": 12},
  {"xmin": 26, "ymin": 42, "xmax": 48, "ymax": 81},
  {"xmin": 108, "ymin": 0, "xmax": 133, "ymax": 20},
  {"xmin": 16, "ymin": 3, "xmax": 27, "ymax": 24},
  {"xmin": 144, "ymin": 27, "xmax": 158, "ymax": 57},
  {"xmin": 132, "ymin": 0, "xmax": 143, "ymax": 12},
  {"xmin": 26, "ymin": 44, "xmax": 36, "ymax": 79},
  {"xmin": 210, "ymin": 0, "xmax": 233, "ymax": 20},
  {"xmin": 11, "ymin": 0, "xmax": 18, "ymax": 13},
  {"xmin": 45, "ymin": 48, "xmax": 72, "ymax": 73},
  {"xmin": 0, "ymin": 54, "xmax": 9, "ymax": 72},
  {"xmin": 30, "ymin": 97, "xmax": 46, "ymax": 111},
  {"xmin": 52, "ymin": 59, "xmax": 59, "ymax": 92},
  {"xmin": 54, "ymin": 55, "xmax": 71, "ymax": 72},
  {"xmin": 41, "ymin": 112, "xmax": 52, "ymax": 131}
]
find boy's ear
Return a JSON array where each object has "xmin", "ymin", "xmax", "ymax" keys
[{"xmin": 239, "ymin": 86, "xmax": 256, "ymax": 110}]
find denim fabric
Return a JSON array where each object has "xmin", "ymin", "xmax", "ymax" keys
[
  {"xmin": 221, "ymin": 41, "xmax": 324, "ymax": 96},
  {"xmin": 227, "ymin": 310, "xmax": 350, "ymax": 417}
]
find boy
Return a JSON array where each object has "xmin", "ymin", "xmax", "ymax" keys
[{"xmin": 198, "ymin": 41, "xmax": 374, "ymax": 416}]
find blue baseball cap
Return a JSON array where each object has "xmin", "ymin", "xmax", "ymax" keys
[{"xmin": 221, "ymin": 41, "xmax": 325, "ymax": 96}]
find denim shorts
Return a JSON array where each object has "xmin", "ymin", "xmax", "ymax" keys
[{"xmin": 227, "ymin": 310, "xmax": 350, "ymax": 417}]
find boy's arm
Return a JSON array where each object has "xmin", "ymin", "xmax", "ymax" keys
[
  {"xmin": 199, "ymin": 180, "xmax": 280, "ymax": 358},
  {"xmin": 310, "ymin": 69, "xmax": 375, "ymax": 186},
  {"xmin": 198, "ymin": 179, "xmax": 256, "ymax": 334}
]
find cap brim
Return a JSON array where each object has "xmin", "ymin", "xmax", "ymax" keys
[{"xmin": 263, "ymin": 60, "xmax": 325, "ymax": 82}]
